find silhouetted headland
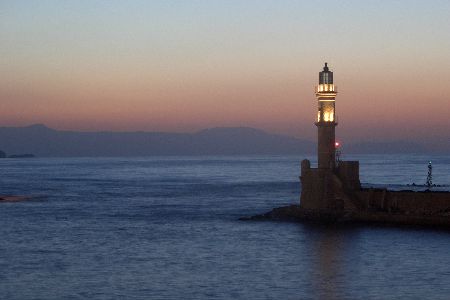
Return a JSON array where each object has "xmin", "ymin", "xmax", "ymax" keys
[{"xmin": 0, "ymin": 124, "xmax": 447, "ymax": 157}]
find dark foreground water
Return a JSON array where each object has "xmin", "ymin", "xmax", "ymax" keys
[{"xmin": 1, "ymin": 155, "xmax": 450, "ymax": 299}]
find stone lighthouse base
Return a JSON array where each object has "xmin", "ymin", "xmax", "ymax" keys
[{"xmin": 240, "ymin": 158, "xmax": 450, "ymax": 228}]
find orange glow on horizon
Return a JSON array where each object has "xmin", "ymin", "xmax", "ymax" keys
[
  {"xmin": 1, "ymin": 1, "xmax": 450, "ymax": 144},
  {"xmin": 1, "ymin": 68, "xmax": 449, "ymax": 142}
]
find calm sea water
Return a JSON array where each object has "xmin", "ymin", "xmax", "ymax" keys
[{"xmin": 1, "ymin": 154, "xmax": 450, "ymax": 299}]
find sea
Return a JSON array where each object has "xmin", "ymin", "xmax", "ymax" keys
[{"xmin": 1, "ymin": 154, "xmax": 450, "ymax": 299}]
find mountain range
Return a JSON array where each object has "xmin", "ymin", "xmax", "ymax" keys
[{"xmin": 0, "ymin": 124, "xmax": 445, "ymax": 157}]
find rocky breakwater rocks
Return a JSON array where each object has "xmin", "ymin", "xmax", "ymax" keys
[
  {"xmin": 240, "ymin": 204, "xmax": 450, "ymax": 229},
  {"xmin": 239, "ymin": 205, "xmax": 353, "ymax": 223},
  {"xmin": 0, "ymin": 196, "xmax": 29, "ymax": 202}
]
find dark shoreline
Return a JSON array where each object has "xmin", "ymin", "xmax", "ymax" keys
[{"xmin": 240, "ymin": 205, "xmax": 450, "ymax": 230}]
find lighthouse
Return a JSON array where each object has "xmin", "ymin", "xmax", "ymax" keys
[
  {"xmin": 315, "ymin": 62, "xmax": 337, "ymax": 169},
  {"xmin": 300, "ymin": 63, "xmax": 360, "ymax": 211}
]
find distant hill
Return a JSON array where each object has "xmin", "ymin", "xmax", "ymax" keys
[
  {"xmin": 0, "ymin": 124, "xmax": 446, "ymax": 157},
  {"xmin": 345, "ymin": 141, "xmax": 427, "ymax": 154},
  {"xmin": 0, "ymin": 124, "xmax": 315, "ymax": 157}
]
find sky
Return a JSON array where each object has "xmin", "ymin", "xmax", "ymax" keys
[{"xmin": 1, "ymin": 0, "xmax": 449, "ymax": 145}]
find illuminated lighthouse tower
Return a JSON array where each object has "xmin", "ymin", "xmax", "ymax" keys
[
  {"xmin": 300, "ymin": 63, "xmax": 360, "ymax": 211},
  {"xmin": 315, "ymin": 62, "xmax": 337, "ymax": 169}
]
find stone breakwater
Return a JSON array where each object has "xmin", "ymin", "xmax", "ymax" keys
[{"xmin": 240, "ymin": 204, "xmax": 450, "ymax": 228}]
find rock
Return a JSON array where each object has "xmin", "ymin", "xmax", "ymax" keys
[{"xmin": 0, "ymin": 196, "xmax": 29, "ymax": 202}]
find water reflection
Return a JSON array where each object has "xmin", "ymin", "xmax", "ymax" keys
[{"xmin": 304, "ymin": 224, "xmax": 361, "ymax": 300}]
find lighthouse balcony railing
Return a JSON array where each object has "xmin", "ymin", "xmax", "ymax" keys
[{"xmin": 316, "ymin": 84, "xmax": 337, "ymax": 93}]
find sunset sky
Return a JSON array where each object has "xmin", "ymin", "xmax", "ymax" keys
[{"xmin": 1, "ymin": 0, "xmax": 449, "ymax": 144}]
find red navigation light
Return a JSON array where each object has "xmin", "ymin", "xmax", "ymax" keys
[{"xmin": 335, "ymin": 142, "xmax": 340, "ymax": 148}]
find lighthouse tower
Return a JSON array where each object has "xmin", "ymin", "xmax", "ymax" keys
[
  {"xmin": 300, "ymin": 62, "xmax": 360, "ymax": 211},
  {"xmin": 315, "ymin": 62, "xmax": 337, "ymax": 169}
]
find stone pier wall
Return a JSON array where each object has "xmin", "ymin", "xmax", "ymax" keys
[
  {"xmin": 300, "ymin": 158, "xmax": 450, "ymax": 217},
  {"xmin": 356, "ymin": 189, "xmax": 450, "ymax": 216}
]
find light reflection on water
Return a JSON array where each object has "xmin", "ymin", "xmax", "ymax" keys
[{"xmin": 0, "ymin": 155, "xmax": 450, "ymax": 299}]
